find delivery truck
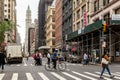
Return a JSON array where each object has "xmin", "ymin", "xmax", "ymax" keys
[{"xmin": 6, "ymin": 44, "xmax": 23, "ymax": 63}]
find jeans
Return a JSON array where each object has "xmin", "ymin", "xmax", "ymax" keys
[
  {"xmin": 52, "ymin": 59, "xmax": 56, "ymax": 69},
  {"xmin": 47, "ymin": 58, "xmax": 50, "ymax": 65},
  {"xmin": 100, "ymin": 65, "xmax": 111, "ymax": 76},
  {"xmin": 0, "ymin": 63, "xmax": 4, "ymax": 70}
]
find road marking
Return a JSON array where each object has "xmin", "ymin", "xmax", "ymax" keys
[
  {"xmin": 116, "ymin": 72, "xmax": 120, "ymax": 74},
  {"xmin": 84, "ymin": 72, "xmax": 112, "ymax": 80},
  {"xmin": 62, "ymin": 72, "xmax": 82, "ymax": 80},
  {"xmin": 72, "ymin": 71, "xmax": 97, "ymax": 80},
  {"xmin": 23, "ymin": 58, "xmax": 27, "ymax": 66},
  {"xmin": 38, "ymin": 72, "xmax": 49, "ymax": 80},
  {"xmin": 108, "ymin": 72, "xmax": 120, "ymax": 77},
  {"xmin": 84, "ymin": 72, "xmax": 100, "ymax": 77},
  {"xmin": 0, "ymin": 74, "xmax": 5, "ymax": 80},
  {"xmin": 31, "ymin": 64, "xmax": 34, "ymax": 66},
  {"xmin": 66, "ymin": 69, "xmax": 70, "ymax": 71},
  {"xmin": 51, "ymin": 72, "xmax": 66, "ymax": 80},
  {"xmin": 26, "ymin": 73, "xmax": 34, "ymax": 80},
  {"xmin": 17, "ymin": 65, "xmax": 20, "ymax": 66},
  {"xmin": 95, "ymin": 72, "xmax": 112, "ymax": 80},
  {"xmin": 11, "ymin": 73, "xmax": 18, "ymax": 80},
  {"xmin": 96, "ymin": 72, "xmax": 120, "ymax": 79}
]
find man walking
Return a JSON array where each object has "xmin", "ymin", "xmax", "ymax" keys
[{"xmin": 0, "ymin": 47, "xmax": 6, "ymax": 72}]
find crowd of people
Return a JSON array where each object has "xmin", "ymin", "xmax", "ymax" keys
[{"xmin": 0, "ymin": 46, "xmax": 114, "ymax": 79}]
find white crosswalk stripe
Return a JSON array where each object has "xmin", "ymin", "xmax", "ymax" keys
[
  {"xmin": 1, "ymin": 71, "xmax": 120, "ymax": 80},
  {"xmin": 11, "ymin": 73, "xmax": 18, "ymax": 80},
  {"xmin": 116, "ymin": 72, "xmax": 120, "ymax": 74},
  {"xmin": 38, "ymin": 72, "xmax": 49, "ymax": 80},
  {"xmin": 72, "ymin": 71, "xmax": 97, "ymax": 80},
  {"xmin": 0, "ymin": 73, "xmax": 5, "ymax": 80},
  {"xmin": 26, "ymin": 73, "xmax": 34, "ymax": 80},
  {"xmin": 51, "ymin": 72, "xmax": 66, "ymax": 80},
  {"xmin": 95, "ymin": 72, "xmax": 120, "ymax": 79},
  {"xmin": 62, "ymin": 72, "xmax": 82, "ymax": 80}
]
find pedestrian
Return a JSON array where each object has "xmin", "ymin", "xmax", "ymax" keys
[
  {"xmin": 0, "ymin": 47, "xmax": 6, "ymax": 72},
  {"xmin": 100, "ymin": 50, "xmax": 114, "ymax": 79},
  {"xmin": 51, "ymin": 50, "xmax": 57, "ymax": 69},
  {"xmin": 38, "ymin": 52, "xmax": 42, "ymax": 65},
  {"xmin": 83, "ymin": 52, "xmax": 88, "ymax": 65},
  {"xmin": 47, "ymin": 51, "xmax": 51, "ymax": 65}
]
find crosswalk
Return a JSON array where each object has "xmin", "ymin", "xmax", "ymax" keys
[
  {"xmin": 0, "ymin": 71, "xmax": 120, "ymax": 80},
  {"xmin": 8, "ymin": 63, "xmax": 81, "ymax": 67}
]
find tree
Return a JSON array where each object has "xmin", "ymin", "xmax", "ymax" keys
[{"xmin": 0, "ymin": 20, "xmax": 14, "ymax": 44}]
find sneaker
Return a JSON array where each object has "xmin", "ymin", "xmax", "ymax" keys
[
  {"xmin": 110, "ymin": 75, "xmax": 114, "ymax": 78},
  {"xmin": 100, "ymin": 76, "xmax": 104, "ymax": 79}
]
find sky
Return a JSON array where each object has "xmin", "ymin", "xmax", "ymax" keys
[{"xmin": 16, "ymin": 0, "xmax": 40, "ymax": 44}]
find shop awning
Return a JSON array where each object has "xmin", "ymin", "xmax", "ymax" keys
[{"xmin": 38, "ymin": 46, "xmax": 50, "ymax": 50}]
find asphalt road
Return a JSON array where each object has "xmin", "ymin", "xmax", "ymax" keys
[{"xmin": 0, "ymin": 57, "xmax": 120, "ymax": 80}]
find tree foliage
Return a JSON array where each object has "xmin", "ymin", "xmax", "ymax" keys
[{"xmin": 0, "ymin": 21, "xmax": 14, "ymax": 43}]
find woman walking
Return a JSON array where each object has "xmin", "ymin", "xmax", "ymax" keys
[{"xmin": 100, "ymin": 50, "xmax": 114, "ymax": 79}]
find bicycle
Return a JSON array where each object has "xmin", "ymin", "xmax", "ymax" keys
[{"xmin": 45, "ymin": 59, "xmax": 67, "ymax": 71}]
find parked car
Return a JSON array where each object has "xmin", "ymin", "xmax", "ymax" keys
[{"xmin": 67, "ymin": 54, "xmax": 82, "ymax": 63}]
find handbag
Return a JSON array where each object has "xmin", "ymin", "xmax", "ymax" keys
[{"xmin": 101, "ymin": 58, "xmax": 109, "ymax": 64}]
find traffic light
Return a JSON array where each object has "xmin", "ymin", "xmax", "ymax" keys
[{"xmin": 102, "ymin": 21, "xmax": 108, "ymax": 32}]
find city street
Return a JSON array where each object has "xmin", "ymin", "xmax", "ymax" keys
[{"xmin": 0, "ymin": 57, "xmax": 120, "ymax": 80}]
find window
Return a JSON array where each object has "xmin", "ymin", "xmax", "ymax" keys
[
  {"xmin": 94, "ymin": 0, "xmax": 99, "ymax": 11},
  {"xmin": 77, "ymin": 21, "xmax": 80, "ymax": 30},
  {"xmin": 52, "ymin": 16, "xmax": 55, "ymax": 22},
  {"xmin": 77, "ymin": 0, "xmax": 80, "ymax": 6},
  {"xmin": 115, "ymin": 7, "xmax": 120, "ymax": 14},
  {"xmin": 52, "ymin": 32, "xmax": 55, "ymax": 37},
  {"xmin": 52, "ymin": 11, "xmax": 55, "ymax": 15},
  {"xmin": 8, "ymin": 4, "xmax": 10, "ymax": 7},
  {"xmin": 104, "ymin": 13, "xmax": 110, "ymax": 24},
  {"xmin": 8, "ymin": 9, "xmax": 10, "ymax": 13},
  {"xmin": 52, "ymin": 25, "xmax": 55, "ymax": 29},
  {"xmin": 73, "ymin": 13, "xmax": 75, "ymax": 21},
  {"xmin": 4, "ymin": 4, "xmax": 7, "ymax": 7},
  {"xmin": 52, "ymin": 39, "xmax": 55, "ymax": 45},
  {"xmin": 76, "ymin": 9, "xmax": 80, "ymax": 20},
  {"xmin": 8, "ymin": 15, "xmax": 10, "ymax": 19},
  {"xmin": 73, "ymin": 1, "xmax": 75, "ymax": 9},
  {"xmin": 103, "ymin": 0, "xmax": 109, "ymax": 6},
  {"xmin": 4, "ymin": 10, "xmax": 7, "ymax": 12},
  {"xmin": 82, "ymin": 5, "xmax": 86, "ymax": 16}
]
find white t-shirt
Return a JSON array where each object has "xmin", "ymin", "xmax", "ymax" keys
[{"xmin": 47, "ymin": 53, "xmax": 50, "ymax": 58}]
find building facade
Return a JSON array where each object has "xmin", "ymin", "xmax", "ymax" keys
[
  {"xmin": 4, "ymin": 0, "xmax": 17, "ymax": 43},
  {"xmin": 66, "ymin": 0, "xmax": 120, "ymax": 62},
  {"xmin": 28, "ymin": 27, "xmax": 35, "ymax": 54},
  {"xmin": 0, "ymin": 0, "xmax": 4, "ymax": 22},
  {"xmin": 34, "ymin": 19, "xmax": 38, "ymax": 50},
  {"xmin": 37, "ymin": 0, "xmax": 53, "ymax": 49},
  {"xmin": 25, "ymin": 6, "xmax": 32, "ymax": 54},
  {"xmin": 62, "ymin": 0, "xmax": 73, "ymax": 48},
  {"xmin": 55, "ymin": 0, "xmax": 62, "ymax": 49},
  {"xmin": 45, "ymin": 6, "xmax": 55, "ymax": 53}
]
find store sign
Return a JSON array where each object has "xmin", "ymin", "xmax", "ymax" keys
[
  {"xmin": 112, "ymin": 14, "xmax": 120, "ymax": 20},
  {"xmin": 83, "ymin": 10, "xmax": 87, "ymax": 27}
]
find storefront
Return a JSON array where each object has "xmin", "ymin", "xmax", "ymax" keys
[{"xmin": 66, "ymin": 19, "xmax": 120, "ymax": 62}]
